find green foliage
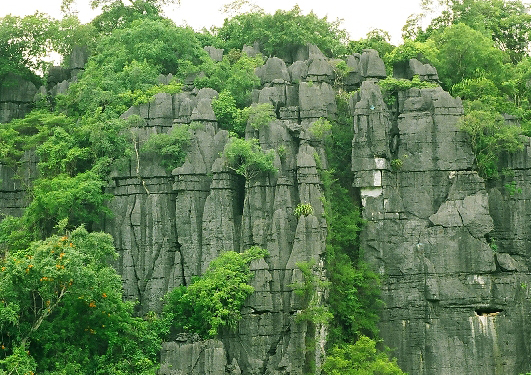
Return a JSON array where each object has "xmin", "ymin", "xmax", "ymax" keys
[
  {"xmin": 385, "ymin": 39, "xmax": 439, "ymax": 66},
  {"xmin": 378, "ymin": 76, "xmax": 438, "ymax": 93},
  {"xmin": 309, "ymin": 118, "xmax": 333, "ymax": 139},
  {"xmin": 416, "ymin": 0, "xmax": 531, "ymax": 64},
  {"xmin": 242, "ymin": 103, "xmax": 275, "ymax": 130},
  {"xmin": 195, "ymin": 51, "xmax": 263, "ymax": 108},
  {"xmin": 212, "ymin": 91, "xmax": 273, "ymax": 136},
  {"xmin": 390, "ymin": 158, "xmax": 403, "ymax": 171},
  {"xmin": 348, "ymin": 29, "xmax": 395, "ymax": 59},
  {"xmin": 0, "ymin": 13, "xmax": 57, "ymax": 85},
  {"xmin": 212, "ymin": 90, "xmax": 245, "ymax": 134},
  {"xmin": 289, "ymin": 260, "xmax": 332, "ymax": 325},
  {"xmin": 504, "ymin": 181, "xmax": 522, "ymax": 196},
  {"xmin": 321, "ymin": 93, "xmax": 383, "ymax": 346},
  {"xmin": 223, "ymin": 137, "xmax": 277, "ymax": 180},
  {"xmin": 0, "ymin": 110, "xmax": 130, "ymax": 178},
  {"xmin": 119, "ymin": 79, "xmax": 182, "ymax": 106},
  {"xmin": 459, "ymin": 106, "xmax": 524, "ymax": 179},
  {"xmin": 322, "ymin": 336, "xmax": 405, "ymax": 374},
  {"xmin": 25, "ymin": 172, "xmax": 112, "ymax": 238},
  {"xmin": 433, "ymin": 23, "xmax": 508, "ymax": 90},
  {"xmin": 294, "ymin": 203, "xmax": 314, "ymax": 218},
  {"xmin": 163, "ymin": 246, "xmax": 268, "ymax": 338},
  {"xmin": 217, "ymin": 5, "xmax": 348, "ymax": 58},
  {"xmin": 0, "ymin": 226, "xmax": 164, "ymax": 374},
  {"xmin": 65, "ymin": 18, "xmax": 205, "ymax": 118},
  {"xmin": 140, "ymin": 124, "xmax": 191, "ymax": 171}
]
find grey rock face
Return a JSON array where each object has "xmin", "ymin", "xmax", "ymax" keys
[
  {"xmin": 353, "ymin": 82, "xmax": 531, "ymax": 374},
  {"xmin": 204, "ymin": 46, "xmax": 224, "ymax": 62},
  {"xmin": 109, "ymin": 70, "xmax": 331, "ymax": 372},
  {"xmin": 394, "ymin": 58, "xmax": 439, "ymax": 82},
  {"xmin": 0, "ymin": 74, "xmax": 38, "ymax": 123},
  {"xmin": 360, "ymin": 49, "xmax": 387, "ymax": 79}
]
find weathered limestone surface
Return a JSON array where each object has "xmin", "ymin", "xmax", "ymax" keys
[
  {"xmin": 112, "ymin": 47, "xmax": 336, "ymax": 373},
  {"xmin": 353, "ymin": 78, "xmax": 531, "ymax": 374},
  {"xmin": 3, "ymin": 42, "xmax": 531, "ymax": 375}
]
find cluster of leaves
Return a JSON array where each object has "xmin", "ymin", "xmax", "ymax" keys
[
  {"xmin": 140, "ymin": 124, "xmax": 191, "ymax": 172},
  {"xmin": 212, "ymin": 91, "xmax": 274, "ymax": 136},
  {"xmin": 293, "ymin": 203, "xmax": 314, "ymax": 218},
  {"xmin": 289, "ymin": 260, "xmax": 332, "ymax": 325},
  {"xmin": 223, "ymin": 137, "xmax": 277, "ymax": 180},
  {"xmin": 162, "ymin": 246, "xmax": 268, "ymax": 338},
  {"xmin": 0, "ymin": 225, "xmax": 166, "ymax": 374},
  {"xmin": 459, "ymin": 104, "xmax": 524, "ymax": 178},
  {"xmin": 322, "ymin": 336, "xmax": 404, "ymax": 374},
  {"xmin": 64, "ymin": 18, "xmax": 206, "ymax": 119},
  {"xmin": 216, "ymin": 5, "xmax": 349, "ymax": 58},
  {"xmin": 309, "ymin": 118, "xmax": 333, "ymax": 139},
  {"xmin": 319, "ymin": 94, "xmax": 397, "ymax": 370},
  {"xmin": 195, "ymin": 50, "xmax": 263, "ymax": 108},
  {"xmin": 380, "ymin": 0, "xmax": 531, "ymax": 179}
]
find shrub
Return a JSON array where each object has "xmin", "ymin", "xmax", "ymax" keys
[
  {"xmin": 140, "ymin": 124, "xmax": 191, "ymax": 172},
  {"xmin": 163, "ymin": 246, "xmax": 268, "ymax": 338},
  {"xmin": 223, "ymin": 137, "xmax": 276, "ymax": 180},
  {"xmin": 322, "ymin": 336, "xmax": 405, "ymax": 374},
  {"xmin": 294, "ymin": 203, "xmax": 314, "ymax": 217}
]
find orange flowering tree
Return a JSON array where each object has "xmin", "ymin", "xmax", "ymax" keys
[{"xmin": 0, "ymin": 225, "xmax": 163, "ymax": 374}]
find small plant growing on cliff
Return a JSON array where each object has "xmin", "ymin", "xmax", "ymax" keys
[
  {"xmin": 459, "ymin": 108, "xmax": 524, "ymax": 179},
  {"xmin": 390, "ymin": 158, "xmax": 403, "ymax": 171},
  {"xmin": 140, "ymin": 124, "xmax": 191, "ymax": 172},
  {"xmin": 322, "ymin": 336, "xmax": 405, "ymax": 374},
  {"xmin": 223, "ymin": 137, "xmax": 276, "ymax": 180},
  {"xmin": 289, "ymin": 260, "xmax": 332, "ymax": 325},
  {"xmin": 504, "ymin": 181, "xmax": 522, "ymax": 196},
  {"xmin": 309, "ymin": 118, "xmax": 332, "ymax": 139},
  {"xmin": 277, "ymin": 145, "xmax": 287, "ymax": 159},
  {"xmin": 294, "ymin": 203, "xmax": 314, "ymax": 217},
  {"xmin": 163, "ymin": 246, "xmax": 268, "ymax": 338},
  {"xmin": 241, "ymin": 103, "xmax": 275, "ymax": 130}
]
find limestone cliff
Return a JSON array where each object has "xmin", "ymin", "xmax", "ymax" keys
[{"xmin": 1, "ymin": 45, "xmax": 531, "ymax": 374}]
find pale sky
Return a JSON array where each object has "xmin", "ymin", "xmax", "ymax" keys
[{"xmin": 0, "ymin": 0, "xmax": 428, "ymax": 45}]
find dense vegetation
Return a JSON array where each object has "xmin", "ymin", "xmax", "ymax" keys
[{"xmin": 1, "ymin": 0, "xmax": 531, "ymax": 373}]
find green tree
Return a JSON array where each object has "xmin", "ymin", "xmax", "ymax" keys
[
  {"xmin": 0, "ymin": 226, "xmax": 164, "ymax": 374},
  {"xmin": 459, "ymin": 105, "xmax": 524, "ymax": 179},
  {"xmin": 223, "ymin": 137, "xmax": 277, "ymax": 180},
  {"xmin": 416, "ymin": 0, "xmax": 531, "ymax": 63},
  {"xmin": 163, "ymin": 246, "xmax": 268, "ymax": 338},
  {"xmin": 348, "ymin": 29, "xmax": 395, "ymax": 62},
  {"xmin": 217, "ymin": 5, "xmax": 348, "ymax": 58},
  {"xmin": 322, "ymin": 336, "xmax": 404, "ymax": 374},
  {"xmin": 431, "ymin": 23, "xmax": 509, "ymax": 90},
  {"xmin": 0, "ymin": 13, "xmax": 58, "ymax": 85}
]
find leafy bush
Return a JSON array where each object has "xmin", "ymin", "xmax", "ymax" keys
[
  {"xmin": 223, "ymin": 137, "xmax": 277, "ymax": 180},
  {"xmin": 140, "ymin": 124, "xmax": 191, "ymax": 172},
  {"xmin": 378, "ymin": 76, "xmax": 438, "ymax": 93},
  {"xmin": 195, "ymin": 52, "xmax": 263, "ymax": 108},
  {"xmin": 309, "ymin": 118, "xmax": 332, "ymax": 139},
  {"xmin": 242, "ymin": 103, "xmax": 275, "ymax": 130},
  {"xmin": 294, "ymin": 203, "xmax": 314, "ymax": 217},
  {"xmin": 24, "ymin": 172, "xmax": 112, "ymax": 238},
  {"xmin": 322, "ymin": 336, "xmax": 405, "ymax": 374},
  {"xmin": 289, "ymin": 260, "xmax": 332, "ymax": 325},
  {"xmin": 163, "ymin": 246, "xmax": 268, "ymax": 338},
  {"xmin": 459, "ymin": 107, "xmax": 524, "ymax": 179}
]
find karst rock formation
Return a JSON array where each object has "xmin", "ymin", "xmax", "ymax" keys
[{"xmin": 1, "ymin": 44, "xmax": 531, "ymax": 374}]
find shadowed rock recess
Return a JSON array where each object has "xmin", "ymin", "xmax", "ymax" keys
[{"xmin": 1, "ymin": 45, "xmax": 531, "ymax": 374}]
